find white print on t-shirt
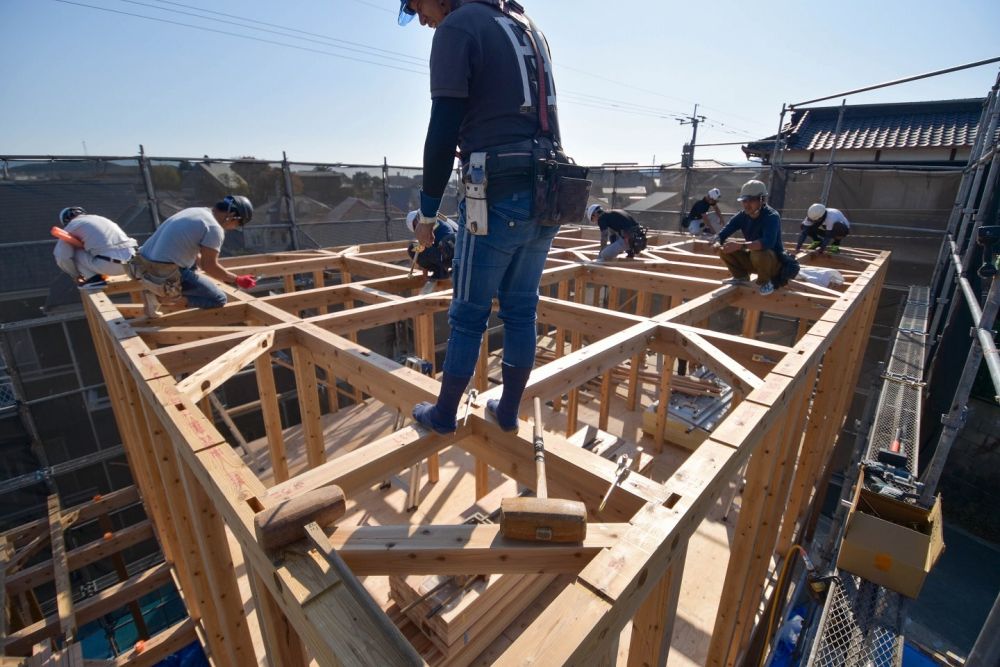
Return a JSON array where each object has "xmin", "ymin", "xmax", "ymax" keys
[{"xmin": 494, "ymin": 16, "xmax": 556, "ymax": 112}]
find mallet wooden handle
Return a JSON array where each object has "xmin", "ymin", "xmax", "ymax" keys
[{"xmin": 533, "ymin": 397, "xmax": 546, "ymax": 499}]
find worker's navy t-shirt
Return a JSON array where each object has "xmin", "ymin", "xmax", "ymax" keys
[
  {"xmin": 597, "ymin": 210, "xmax": 639, "ymax": 234},
  {"xmin": 687, "ymin": 198, "xmax": 711, "ymax": 222},
  {"xmin": 430, "ymin": 2, "xmax": 559, "ymax": 157},
  {"xmin": 718, "ymin": 205, "xmax": 784, "ymax": 253}
]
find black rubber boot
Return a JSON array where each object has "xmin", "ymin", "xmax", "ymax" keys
[
  {"xmin": 486, "ymin": 364, "xmax": 532, "ymax": 432},
  {"xmin": 412, "ymin": 372, "xmax": 471, "ymax": 434}
]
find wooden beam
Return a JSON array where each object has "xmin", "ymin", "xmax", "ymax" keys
[
  {"xmin": 4, "ymin": 563, "xmax": 172, "ymax": 655},
  {"xmin": 669, "ymin": 329, "xmax": 764, "ymax": 395},
  {"xmin": 5, "ymin": 521, "xmax": 156, "ymax": 597},
  {"xmin": 322, "ymin": 523, "xmax": 623, "ymax": 575},
  {"xmin": 176, "ymin": 331, "xmax": 275, "ymax": 402},
  {"xmin": 109, "ymin": 618, "xmax": 198, "ymax": 667}
]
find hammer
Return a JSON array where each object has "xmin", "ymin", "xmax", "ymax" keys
[
  {"xmin": 254, "ymin": 485, "xmax": 347, "ymax": 551},
  {"xmin": 499, "ymin": 397, "xmax": 587, "ymax": 543}
]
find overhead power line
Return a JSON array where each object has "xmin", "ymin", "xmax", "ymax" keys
[
  {"xmin": 146, "ymin": 0, "xmax": 423, "ymax": 64},
  {"xmin": 51, "ymin": 0, "xmax": 428, "ymax": 75}
]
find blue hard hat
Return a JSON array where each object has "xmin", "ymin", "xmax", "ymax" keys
[{"xmin": 398, "ymin": 0, "xmax": 416, "ymax": 26}]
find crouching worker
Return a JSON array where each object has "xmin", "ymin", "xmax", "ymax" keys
[
  {"xmin": 796, "ymin": 203, "xmax": 850, "ymax": 253},
  {"xmin": 405, "ymin": 210, "xmax": 458, "ymax": 280},
  {"xmin": 597, "ymin": 209, "xmax": 648, "ymax": 261},
  {"xmin": 128, "ymin": 195, "xmax": 256, "ymax": 315},
  {"xmin": 53, "ymin": 207, "xmax": 137, "ymax": 287},
  {"xmin": 713, "ymin": 180, "xmax": 783, "ymax": 296}
]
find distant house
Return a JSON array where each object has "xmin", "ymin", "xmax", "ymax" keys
[
  {"xmin": 743, "ymin": 98, "xmax": 989, "ymax": 166},
  {"xmin": 180, "ymin": 162, "xmax": 250, "ymax": 201}
]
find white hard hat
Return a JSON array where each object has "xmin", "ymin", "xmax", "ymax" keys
[
  {"xmin": 707, "ymin": 188, "xmax": 721, "ymax": 201},
  {"xmin": 807, "ymin": 203, "xmax": 827, "ymax": 221},
  {"xmin": 586, "ymin": 204, "xmax": 604, "ymax": 221},
  {"xmin": 405, "ymin": 210, "xmax": 420, "ymax": 232}
]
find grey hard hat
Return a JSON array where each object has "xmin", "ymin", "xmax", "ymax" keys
[{"xmin": 736, "ymin": 180, "xmax": 767, "ymax": 201}]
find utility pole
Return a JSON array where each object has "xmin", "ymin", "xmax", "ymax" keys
[
  {"xmin": 678, "ymin": 104, "xmax": 706, "ymax": 167},
  {"xmin": 678, "ymin": 104, "xmax": 706, "ymax": 229}
]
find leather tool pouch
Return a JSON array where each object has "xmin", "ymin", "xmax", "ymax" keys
[
  {"xmin": 127, "ymin": 255, "xmax": 183, "ymax": 298},
  {"xmin": 532, "ymin": 149, "xmax": 592, "ymax": 227}
]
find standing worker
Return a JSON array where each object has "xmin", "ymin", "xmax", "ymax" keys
[
  {"xmin": 399, "ymin": 0, "xmax": 587, "ymax": 433},
  {"xmin": 52, "ymin": 207, "xmax": 137, "ymax": 287},
  {"xmin": 713, "ymin": 180, "xmax": 783, "ymax": 296},
  {"xmin": 795, "ymin": 203, "xmax": 850, "ymax": 253},
  {"xmin": 404, "ymin": 210, "xmax": 458, "ymax": 280},
  {"xmin": 129, "ymin": 195, "xmax": 256, "ymax": 311},
  {"xmin": 683, "ymin": 188, "xmax": 724, "ymax": 236}
]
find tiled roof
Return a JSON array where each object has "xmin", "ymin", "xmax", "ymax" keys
[{"xmin": 745, "ymin": 98, "xmax": 988, "ymax": 157}]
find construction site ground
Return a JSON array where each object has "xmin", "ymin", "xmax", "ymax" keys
[{"xmin": 239, "ymin": 352, "xmax": 738, "ymax": 666}]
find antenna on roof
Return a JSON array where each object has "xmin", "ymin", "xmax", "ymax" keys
[{"xmin": 81, "ymin": 140, "xmax": 88, "ymax": 157}]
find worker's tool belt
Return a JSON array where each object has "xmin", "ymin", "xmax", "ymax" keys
[
  {"xmin": 531, "ymin": 147, "xmax": 591, "ymax": 227},
  {"xmin": 461, "ymin": 141, "xmax": 591, "ymax": 226},
  {"xmin": 126, "ymin": 254, "xmax": 182, "ymax": 298}
]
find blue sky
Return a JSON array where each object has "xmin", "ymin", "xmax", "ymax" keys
[{"xmin": 2, "ymin": 0, "xmax": 998, "ymax": 166}]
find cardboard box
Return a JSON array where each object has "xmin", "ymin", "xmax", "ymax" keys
[{"xmin": 837, "ymin": 467, "xmax": 945, "ymax": 598}]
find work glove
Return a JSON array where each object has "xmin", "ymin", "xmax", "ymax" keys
[{"xmin": 235, "ymin": 274, "xmax": 257, "ymax": 289}]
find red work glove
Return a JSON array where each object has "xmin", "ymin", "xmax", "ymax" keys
[{"xmin": 235, "ymin": 274, "xmax": 257, "ymax": 289}]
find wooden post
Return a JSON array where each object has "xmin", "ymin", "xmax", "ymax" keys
[
  {"xmin": 254, "ymin": 354, "xmax": 290, "ymax": 483},
  {"xmin": 627, "ymin": 543, "xmax": 687, "ymax": 667},
  {"xmin": 291, "ymin": 346, "xmax": 326, "ymax": 468},
  {"xmin": 566, "ymin": 277, "xmax": 585, "ymax": 436},
  {"xmin": 598, "ymin": 370, "xmax": 612, "ymax": 431},
  {"xmin": 474, "ymin": 337, "xmax": 490, "ymax": 500},
  {"xmin": 247, "ymin": 567, "xmax": 307, "ymax": 667},
  {"xmin": 741, "ymin": 309, "xmax": 760, "ymax": 340},
  {"xmin": 46, "ymin": 495, "xmax": 76, "ymax": 644},
  {"xmin": 97, "ymin": 512, "xmax": 150, "ymax": 640},
  {"xmin": 313, "ymin": 270, "xmax": 327, "ymax": 315},
  {"xmin": 653, "ymin": 355, "xmax": 674, "ymax": 451},
  {"xmin": 553, "ymin": 279, "xmax": 569, "ymax": 412},
  {"xmin": 177, "ymin": 459, "xmax": 256, "ymax": 667},
  {"xmin": 706, "ymin": 415, "xmax": 787, "ymax": 666},
  {"xmin": 414, "ymin": 311, "xmax": 440, "ymax": 483},
  {"xmin": 626, "ymin": 290, "xmax": 650, "ymax": 412},
  {"xmin": 135, "ymin": 399, "xmax": 232, "ymax": 665},
  {"xmin": 340, "ymin": 269, "xmax": 364, "ymax": 404}
]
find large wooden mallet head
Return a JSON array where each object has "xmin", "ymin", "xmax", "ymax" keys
[{"xmin": 254, "ymin": 486, "xmax": 347, "ymax": 551}]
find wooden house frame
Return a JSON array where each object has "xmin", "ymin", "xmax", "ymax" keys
[
  {"xmin": 1, "ymin": 487, "xmax": 196, "ymax": 665},
  {"xmin": 77, "ymin": 228, "xmax": 887, "ymax": 666}
]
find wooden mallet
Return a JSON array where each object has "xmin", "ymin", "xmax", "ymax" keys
[
  {"xmin": 254, "ymin": 485, "xmax": 347, "ymax": 551},
  {"xmin": 499, "ymin": 397, "xmax": 587, "ymax": 543}
]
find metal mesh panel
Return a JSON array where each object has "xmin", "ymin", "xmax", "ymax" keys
[
  {"xmin": 810, "ymin": 574, "xmax": 905, "ymax": 667},
  {"xmin": 865, "ymin": 286, "xmax": 929, "ymax": 472},
  {"xmin": 583, "ymin": 165, "xmax": 764, "ymax": 231},
  {"xmin": 0, "ymin": 158, "xmax": 150, "ymax": 294}
]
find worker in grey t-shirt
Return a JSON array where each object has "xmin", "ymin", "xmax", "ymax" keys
[{"xmin": 137, "ymin": 195, "xmax": 255, "ymax": 309}]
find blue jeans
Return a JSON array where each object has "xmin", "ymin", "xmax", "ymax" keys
[
  {"xmin": 180, "ymin": 267, "xmax": 227, "ymax": 309},
  {"xmin": 443, "ymin": 190, "xmax": 559, "ymax": 377}
]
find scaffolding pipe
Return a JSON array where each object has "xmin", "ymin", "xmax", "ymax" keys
[
  {"xmin": 819, "ymin": 100, "xmax": 847, "ymax": 204},
  {"xmin": 926, "ymin": 82, "xmax": 1000, "ymax": 344},
  {"xmin": 790, "ymin": 57, "xmax": 1000, "ymax": 108},
  {"xmin": 920, "ymin": 272, "xmax": 1000, "ymax": 504},
  {"xmin": 138, "ymin": 145, "xmax": 161, "ymax": 229}
]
